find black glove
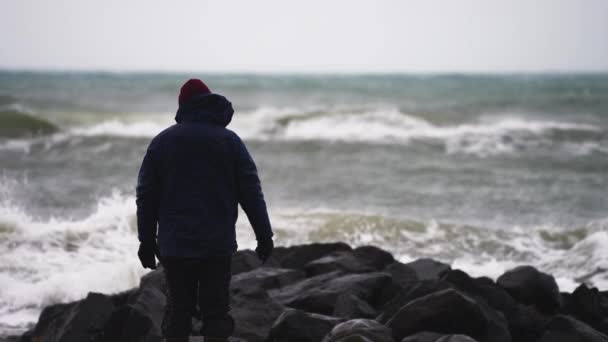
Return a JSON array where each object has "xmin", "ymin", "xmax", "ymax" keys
[
  {"xmin": 255, "ymin": 238, "xmax": 274, "ymax": 264},
  {"xmin": 138, "ymin": 242, "xmax": 157, "ymax": 269}
]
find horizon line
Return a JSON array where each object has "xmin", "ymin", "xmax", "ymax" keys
[{"xmin": 1, "ymin": 66, "xmax": 608, "ymax": 76}]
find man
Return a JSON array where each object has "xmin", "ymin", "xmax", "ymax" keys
[{"xmin": 136, "ymin": 79, "xmax": 274, "ymax": 342}]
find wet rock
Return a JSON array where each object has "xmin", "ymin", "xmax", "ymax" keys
[
  {"xmin": 266, "ymin": 308, "xmax": 344, "ymax": 342},
  {"xmin": 562, "ymin": 284, "xmax": 608, "ymax": 335},
  {"xmin": 436, "ymin": 336, "xmax": 479, "ymax": 342},
  {"xmin": 497, "ymin": 265, "xmax": 560, "ymax": 314},
  {"xmin": 116, "ymin": 285, "xmax": 166, "ymax": 342},
  {"xmin": 385, "ymin": 262, "xmax": 419, "ymax": 286},
  {"xmin": 231, "ymin": 250, "xmax": 280, "ymax": 275},
  {"xmin": 400, "ymin": 334, "xmax": 478, "ymax": 342},
  {"xmin": 304, "ymin": 251, "xmax": 376, "ymax": 276},
  {"xmin": 278, "ymin": 242, "xmax": 352, "ymax": 269},
  {"xmin": 404, "ymin": 259, "xmax": 451, "ymax": 281},
  {"xmin": 323, "ymin": 319, "xmax": 394, "ymax": 342},
  {"xmin": 441, "ymin": 269, "xmax": 544, "ymax": 342},
  {"xmin": 386, "ymin": 288, "xmax": 509, "ymax": 342},
  {"xmin": 400, "ymin": 332, "xmax": 443, "ymax": 342},
  {"xmin": 332, "ymin": 292, "xmax": 377, "ymax": 319},
  {"xmin": 28, "ymin": 292, "xmax": 115, "ymax": 342},
  {"xmin": 378, "ymin": 280, "xmax": 454, "ymax": 324},
  {"xmin": 231, "ymin": 267, "xmax": 305, "ymax": 296},
  {"xmin": 538, "ymin": 315, "xmax": 608, "ymax": 342},
  {"xmin": 270, "ymin": 271, "xmax": 392, "ymax": 315},
  {"xmin": 231, "ymin": 291, "xmax": 285, "ymax": 342},
  {"xmin": 352, "ymin": 245, "xmax": 395, "ymax": 270}
]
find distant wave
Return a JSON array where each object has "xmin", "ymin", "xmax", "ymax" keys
[
  {"xmin": 0, "ymin": 109, "xmax": 58, "ymax": 138},
  {"xmin": 1, "ymin": 107, "xmax": 606, "ymax": 157}
]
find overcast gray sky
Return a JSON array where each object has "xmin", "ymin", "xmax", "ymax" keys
[{"xmin": 1, "ymin": 0, "xmax": 608, "ymax": 73}]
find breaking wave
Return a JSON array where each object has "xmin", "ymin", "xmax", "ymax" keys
[
  {"xmin": 3, "ymin": 107, "xmax": 606, "ymax": 157},
  {"xmin": 0, "ymin": 109, "xmax": 58, "ymax": 138},
  {"xmin": 1, "ymin": 186, "xmax": 607, "ymax": 333}
]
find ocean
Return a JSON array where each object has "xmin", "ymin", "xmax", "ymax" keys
[{"xmin": 1, "ymin": 71, "xmax": 607, "ymax": 336}]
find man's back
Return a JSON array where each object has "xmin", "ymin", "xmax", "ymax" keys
[
  {"xmin": 136, "ymin": 89, "xmax": 273, "ymax": 258},
  {"xmin": 135, "ymin": 79, "xmax": 274, "ymax": 341}
]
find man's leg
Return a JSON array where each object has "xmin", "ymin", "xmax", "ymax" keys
[
  {"xmin": 162, "ymin": 258, "xmax": 198, "ymax": 341},
  {"xmin": 198, "ymin": 256, "xmax": 234, "ymax": 340}
]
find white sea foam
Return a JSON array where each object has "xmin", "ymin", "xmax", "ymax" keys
[
  {"xmin": 1, "ymin": 107, "xmax": 605, "ymax": 157},
  {"xmin": 1, "ymin": 193, "xmax": 607, "ymax": 334}
]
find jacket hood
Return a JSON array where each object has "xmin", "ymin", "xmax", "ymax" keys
[{"xmin": 175, "ymin": 93, "xmax": 234, "ymax": 127}]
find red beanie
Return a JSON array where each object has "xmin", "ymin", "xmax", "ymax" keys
[{"xmin": 178, "ymin": 79, "xmax": 211, "ymax": 106}]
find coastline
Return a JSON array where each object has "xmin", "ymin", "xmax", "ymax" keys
[{"xmin": 11, "ymin": 242, "xmax": 608, "ymax": 342}]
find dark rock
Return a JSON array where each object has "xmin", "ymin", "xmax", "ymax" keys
[
  {"xmin": 231, "ymin": 267, "xmax": 305, "ymax": 296},
  {"xmin": 139, "ymin": 267, "xmax": 166, "ymax": 290},
  {"xmin": 28, "ymin": 292, "xmax": 115, "ymax": 342},
  {"xmin": 378, "ymin": 280, "xmax": 453, "ymax": 324},
  {"xmin": 232, "ymin": 250, "xmax": 280, "ymax": 275},
  {"xmin": 322, "ymin": 319, "xmax": 394, "ymax": 342},
  {"xmin": 400, "ymin": 332, "xmax": 443, "ymax": 342},
  {"xmin": 305, "ymin": 251, "xmax": 376, "ymax": 276},
  {"xmin": 441, "ymin": 270, "xmax": 480, "ymax": 294},
  {"xmin": 538, "ymin": 315, "xmax": 608, "ymax": 342},
  {"xmin": 123, "ymin": 285, "xmax": 166, "ymax": 341},
  {"xmin": 385, "ymin": 262, "xmax": 419, "ymax": 286},
  {"xmin": 474, "ymin": 277, "xmax": 495, "ymax": 287},
  {"xmin": 266, "ymin": 308, "xmax": 345, "ymax": 342},
  {"xmin": 404, "ymin": 259, "xmax": 451, "ymax": 281},
  {"xmin": 497, "ymin": 265, "xmax": 560, "ymax": 314},
  {"xmin": 278, "ymin": 242, "xmax": 352, "ymax": 269},
  {"xmin": 270, "ymin": 272, "xmax": 392, "ymax": 315},
  {"xmin": 442, "ymin": 269, "xmax": 544, "ymax": 342},
  {"xmin": 332, "ymin": 292, "xmax": 377, "ymax": 319},
  {"xmin": 352, "ymin": 246, "xmax": 395, "ymax": 270},
  {"xmin": 231, "ymin": 291, "xmax": 285, "ymax": 342},
  {"xmin": 562, "ymin": 284, "xmax": 608, "ymax": 335},
  {"xmin": 436, "ymin": 336, "xmax": 479, "ymax": 342},
  {"xmin": 400, "ymin": 333, "xmax": 479, "ymax": 342},
  {"xmin": 386, "ymin": 288, "xmax": 509, "ymax": 342},
  {"xmin": 103, "ymin": 271, "xmax": 167, "ymax": 342}
]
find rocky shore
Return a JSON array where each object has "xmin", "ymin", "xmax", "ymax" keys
[{"xmin": 15, "ymin": 242, "xmax": 608, "ymax": 342}]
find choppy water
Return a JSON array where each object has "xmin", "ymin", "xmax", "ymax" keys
[{"xmin": 1, "ymin": 71, "xmax": 608, "ymax": 335}]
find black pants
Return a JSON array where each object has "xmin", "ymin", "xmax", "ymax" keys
[{"xmin": 161, "ymin": 256, "xmax": 234, "ymax": 338}]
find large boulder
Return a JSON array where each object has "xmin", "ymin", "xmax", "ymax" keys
[
  {"xmin": 278, "ymin": 242, "xmax": 353, "ymax": 269},
  {"xmin": 352, "ymin": 246, "xmax": 395, "ymax": 270},
  {"xmin": 562, "ymin": 284, "xmax": 608, "ymax": 335},
  {"xmin": 441, "ymin": 269, "xmax": 545, "ymax": 342},
  {"xmin": 384, "ymin": 259, "xmax": 450, "ymax": 290},
  {"xmin": 231, "ymin": 290, "xmax": 285, "ymax": 342},
  {"xmin": 231, "ymin": 267, "xmax": 305, "ymax": 296},
  {"xmin": 400, "ymin": 332, "xmax": 443, "ymax": 342},
  {"xmin": 322, "ymin": 319, "xmax": 394, "ymax": 342},
  {"xmin": 266, "ymin": 309, "xmax": 345, "ymax": 342},
  {"xmin": 26, "ymin": 292, "xmax": 115, "ymax": 342},
  {"xmin": 332, "ymin": 292, "xmax": 377, "ymax": 319},
  {"xmin": 436, "ymin": 336, "xmax": 479, "ymax": 342},
  {"xmin": 385, "ymin": 289, "xmax": 509, "ymax": 342},
  {"xmin": 378, "ymin": 280, "xmax": 454, "ymax": 323},
  {"xmin": 538, "ymin": 315, "xmax": 608, "ymax": 342},
  {"xmin": 404, "ymin": 259, "xmax": 451, "ymax": 281},
  {"xmin": 269, "ymin": 271, "xmax": 392, "ymax": 315},
  {"xmin": 497, "ymin": 266, "xmax": 560, "ymax": 314},
  {"xmin": 231, "ymin": 250, "xmax": 281, "ymax": 275},
  {"xmin": 385, "ymin": 263, "xmax": 419, "ymax": 287},
  {"xmin": 304, "ymin": 251, "xmax": 376, "ymax": 276}
]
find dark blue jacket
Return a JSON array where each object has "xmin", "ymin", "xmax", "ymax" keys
[{"xmin": 136, "ymin": 93, "xmax": 273, "ymax": 258}]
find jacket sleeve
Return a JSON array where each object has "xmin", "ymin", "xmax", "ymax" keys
[
  {"xmin": 136, "ymin": 137, "xmax": 161, "ymax": 245},
  {"xmin": 235, "ymin": 136, "xmax": 273, "ymax": 241}
]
